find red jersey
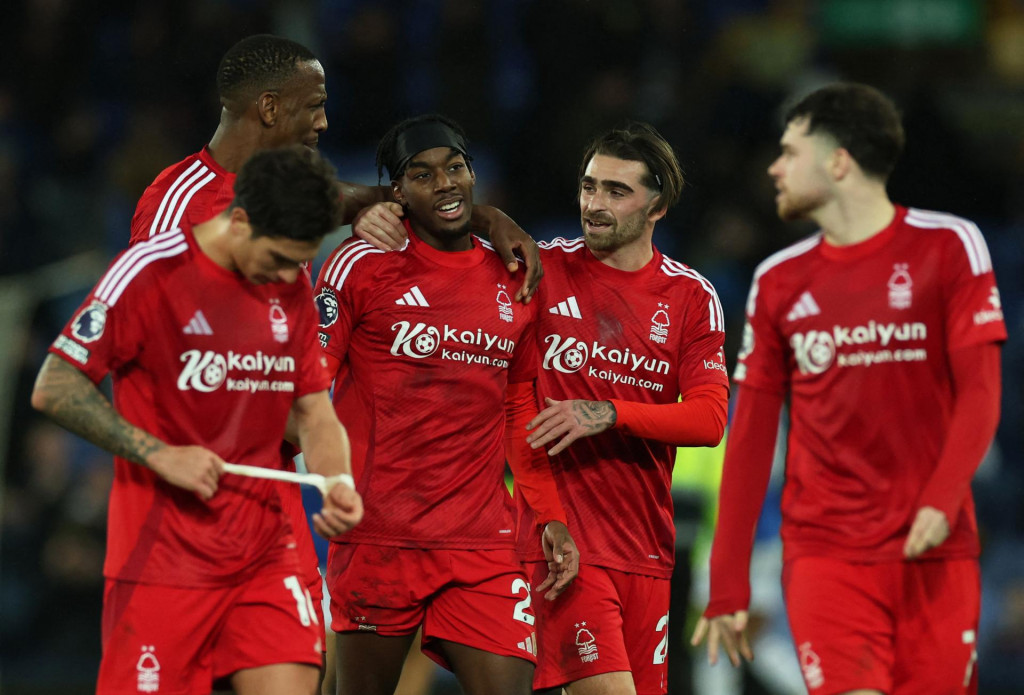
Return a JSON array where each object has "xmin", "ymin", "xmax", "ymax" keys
[
  {"xmin": 49, "ymin": 228, "xmax": 331, "ymax": 586},
  {"xmin": 516, "ymin": 238, "xmax": 728, "ymax": 579},
  {"xmin": 130, "ymin": 147, "xmax": 235, "ymax": 245},
  {"xmin": 314, "ymin": 226, "xmax": 539, "ymax": 548},
  {"xmin": 735, "ymin": 205, "xmax": 1007, "ymax": 562}
]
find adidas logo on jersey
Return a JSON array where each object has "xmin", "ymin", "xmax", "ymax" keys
[
  {"xmin": 549, "ymin": 296, "xmax": 582, "ymax": 319},
  {"xmin": 396, "ymin": 286, "xmax": 430, "ymax": 307},
  {"xmin": 182, "ymin": 310, "xmax": 213, "ymax": 335},
  {"xmin": 786, "ymin": 292, "xmax": 820, "ymax": 322},
  {"xmin": 517, "ymin": 633, "xmax": 538, "ymax": 656}
]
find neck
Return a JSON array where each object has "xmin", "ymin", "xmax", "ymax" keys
[
  {"xmin": 814, "ymin": 182, "xmax": 896, "ymax": 247},
  {"xmin": 192, "ymin": 213, "xmax": 237, "ymax": 271},
  {"xmin": 207, "ymin": 110, "xmax": 263, "ymax": 173},
  {"xmin": 410, "ymin": 222, "xmax": 474, "ymax": 253}
]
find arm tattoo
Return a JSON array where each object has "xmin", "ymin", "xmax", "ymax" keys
[
  {"xmin": 34, "ymin": 355, "xmax": 165, "ymax": 466},
  {"xmin": 573, "ymin": 400, "xmax": 616, "ymax": 433}
]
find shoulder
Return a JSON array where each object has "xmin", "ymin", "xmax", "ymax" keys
[
  {"xmin": 902, "ymin": 207, "xmax": 993, "ymax": 276},
  {"xmin": 656, "ymin": 253, "xmax": 725, "ymax": 330},
  {"xmin": 95, "ymin": 229, "xmax": 192, "ymax": 307},
  {"xmin": 317, "ymin": 238, "xmax": 390, "ymax": 291},
  {"xmin": 744, "ymin": 233, "xmax": 822, "ymax": 316},
  {"xmin": 538, "ymin": 236, "xmax": 587, "ymax": 258}
]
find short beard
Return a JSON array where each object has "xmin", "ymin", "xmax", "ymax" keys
[{"xmin": 583, "ymin": 212, "xmax": 646, "ymax": 252}]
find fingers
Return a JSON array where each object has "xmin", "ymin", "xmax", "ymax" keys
[
  {"xmin": 690, "ymin": 617, "xmax": 709, "ymax": 647},
  {"xmin": 317, "ymin": 486, "xmax": 364, "ymax": 538},
  {"xmin": 534, "ymin": 569, "xmax": 556, "ymax": 596},
  {"xmin": 903, "ymin": 507, "xmax": 949, "ymax": 558},
  {"xmin": 352, "ymin": 203, "xmax": 406, "ymax": 251},
  {"xmin": 519, "ymin": 243, "xmax": 543, "ymax": 304},
  {"xmin": 691, "ymin": 613, "xmax": 752, "ymax": 667}
]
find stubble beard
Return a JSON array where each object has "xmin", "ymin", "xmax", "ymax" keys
[{"xmin": 583, "ymin": 212, "xmax": 646, "ymax": 253}]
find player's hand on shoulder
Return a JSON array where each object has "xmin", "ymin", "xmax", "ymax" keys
[
  {"xmin": 903, "ymin": 505, "xmax": 950, "ymax": 559},
  {"xmin": 526, "ymin": 398, "xmax": 616, "ymax": 456},
  {"xmin": 487, "ymin": 217, "xmax": 543, "ymax": 304},
  {"xmin": 313, "ymin": 479, "xmax": 364, "ymax": 538},
  {"xmin": 147, "ymin": 446, "xmax": 224, "ymax": 501},
  {"xmin": 690, "ymin": 610, "xmax": 754, "ymax": 667},
  {"xmin": 536, "ymin": 520, "xmax": 580, "ymax": 601},
  {"xmin": 352, "ymin": 202, "xmax": 406, "ymax": 251}
]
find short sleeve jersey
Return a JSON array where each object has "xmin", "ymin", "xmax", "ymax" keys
[
  {"xmin": 736, "ymin": 206, "xmax": 1007, "ymax": 562},
  {"xmin": 130, "ymin": 147, "xmax": 236, "ymax": 245},
  {"xmin": 49, "ymin": 228, "xmax": 331, "ymax": 586},
  {"xmin": 313, "ymin": 225, "xmax": 539, "ymax": 548},
  {"xmin": 516, "ymin": 238, "xmax": 728, "ymax": 579}
]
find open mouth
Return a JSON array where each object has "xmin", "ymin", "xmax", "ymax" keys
[{"xmin": 436, "ymin": 199, "xmax": 464, "ymax": 220}]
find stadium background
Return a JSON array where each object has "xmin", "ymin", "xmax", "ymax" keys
[{"xmin": 1, "ymin": 1, "xmax": 1022, "ymax": 693}]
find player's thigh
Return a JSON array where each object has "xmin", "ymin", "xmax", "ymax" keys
[
  {"xmin": 232, "ymin": 662, "xmax": 319, "ymax": 695},
  {"xmin": 614, "ymin": 570, "xmax": 670, "ymax": 695},
  {"xmin": 440, "ymin": 638, "xmax": 534, "ymax": 695},
  {"xmin": 893, "ymin": 559, "xmax": 980, "ymax": 695},
  {"xmin": 97, "ymin": 580, "xmax": 237, "ymax": 695},
  {"xmin": 334, "ymin": 632, "xmax": 418, "ymax": 695},
  {"xmin": 215, "ymin": 569, "xmax": 323, "ymax": 681},
  {"xmin": 425, "ymin": 549, "xmax": 538, "ymax": 670},
  {"xmin": 527, "ymin": 562, "xmax": 632, "ymax": 692},
  {"xmin": 565, "ymin": 671, "xmax": 636, "ymax": 695},
  {"xmin": 783, "ymin": 556, "xmax": 896, "ymax": 695},
  {"xmin": 326, "ymin": 543, "xmax": 431, "ymax": 634}
]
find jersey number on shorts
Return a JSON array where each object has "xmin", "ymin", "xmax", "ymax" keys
[
  {"xmin": 283, "ymin": 575, "xmax": 319, "ymax": 627},
  {"xmin": 511, "ymin": 578, "xmax": 535, "ymax": 626},
  {"xmin": 653, "ymin": 613, "xmax": 669, "ymax": 665}
]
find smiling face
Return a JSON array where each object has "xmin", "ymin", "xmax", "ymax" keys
[
  {"xmin": 266, "ymin": 59, "xmax": 328, "ymax": 150},
  {"xmin": 767, "ymin": 117, "xmax": 836, "ymax": 222},
  {"xmin": 392, "ymin": 146, "xmax": 475, "ymax": 251},
  {"xmin": 579, "ymin": 154, "xmax": 663, "ymax": 254}
]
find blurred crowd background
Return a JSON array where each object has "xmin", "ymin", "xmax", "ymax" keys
[{"xmin": 2, "ymin": 1, "xmax": 1023, "ymax": 693}]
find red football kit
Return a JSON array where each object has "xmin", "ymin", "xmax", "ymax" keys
[
  {"xmin": 517, "ymin": 238, "xmax": 728, "ymax": 694},
  {"xmin": 130, "ymin": 147, "xmax": 325, "ymax": 636},
  {"xmin": 314, "ymin": 225, "xmax": 540, "ymax": 667},
  {"xmin": 51, "ymin": 227, "xmax": 329, "ymax": 692},
  {"xmin": 708, "ymin": 206, "xmax": 1006, "ymax": 694}
]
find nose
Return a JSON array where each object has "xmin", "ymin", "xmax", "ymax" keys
[
  {"xmin": 767, "ymin": 156, "xmax": 782, "ymax": 179},
  {"xmin": 434, "ymin": 169, "xmax": 455, "ymax": 191},
  {"xmin": 278, "ymin": 267, "xmax": 301, "ymax": 284},
  {"xmin": 315, "ymin": 109, "xmax": 328, "ymax": 133}
]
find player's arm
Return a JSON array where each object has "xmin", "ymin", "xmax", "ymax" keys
[
  {"xmin": 289, "ymin": 389, "xmax": 363, "ymax": 538},
  {"xmin": 505, "ymin": 379, "xmax": 579, "ymax": 600},
  {"xmin": 526, "ymin": 384, "xmax": 728, "ymax": 456},
  {"xmin": 690, "ymin": 384, "xmax": 782, "ymax": 667},
  {"xmin": 351, "ymin": 201, "xmax": 542, "ymax": 303},
  {"xmin": 904, "ymin": 342, "xmax": 1001, "ymax": 558},
  {"xmin": 30, "ymin": 354, "xmax": 223, "ymax": 500}
]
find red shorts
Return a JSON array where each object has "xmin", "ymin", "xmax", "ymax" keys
[
  {"xmin": 97, "ymin": 570, "xmax": 322, "ymax": 694},
  {"xmin": 528, "ymin": 562, "xmax": 670, "ymax": 695},
  {"xmin": 327, "ymin": 543, "xmax": 537, "ymax": 670},
  {"xmin": 783, "ymin": 556, "xmax": 980, "ymax": 695},
  {"xmin": 278, "ymin": 479, "xmax": 326, "ymax": 647}
]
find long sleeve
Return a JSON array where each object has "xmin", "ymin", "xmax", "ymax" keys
[
  {"xmin": 610, "ymin": 383, "xmax": 728, "ymax": 447},
  {"xmin": 505, "ymin": 380, "xmax": 567, "ymax": 526},
  {"xmin": 704, "ymin": 384, "xmax": 783, "ymax": 617}
]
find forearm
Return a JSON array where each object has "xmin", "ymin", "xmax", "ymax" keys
[
  {"xmin": 337, "ymin": 182, "xmax": 393, "ymax": 225},
  {"xmin": 918, "ymin": 342, "xmax": 1001, "ymax": 521},
  {"xmin": 31, "ymin": 354, "xmax": 165, "ymax": 466},
  {"xmin": 469, "ymin": 205, "xmax": 509, "ymax": 237},
  {"xmin": 610, "ymin": 384, "xmax": 728, "ymax": 446},
  {"xmin": 705, "ymin": 385, "xmax": 782, "ymax": 617},
  {"xmin": 506, "ymin": 381, "xmax": 567, "ymax": 525},
  {"xmin": 293, "ymin": 392, "xmax": 352, "ymax": 477}
]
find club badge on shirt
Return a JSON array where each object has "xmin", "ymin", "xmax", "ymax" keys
[
  {"xmin": 269, "ymin": 299, "xmax": 289, "ymax": 343},
  {"xmin": 496, "ymin": 284, "xmax": 513, "ymax": 323},
  {"xmin": 649, "ymin": 303, "xmax": 670, "ymax": 344},
  {"xmin": 888, "ymin": 263, "xmax": 913, "ymax": 310}
]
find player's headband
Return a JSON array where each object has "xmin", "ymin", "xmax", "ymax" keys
[{"xmin": 387, "ymin": 122, "xmax": 471, "ymax": 180}]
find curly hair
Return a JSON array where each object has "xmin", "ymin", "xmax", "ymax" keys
[{"xmin": 217, "ymin": 34, "xmax": 318, "ymax": 104}]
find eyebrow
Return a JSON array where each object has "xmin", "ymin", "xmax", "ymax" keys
[
  {"xmin": 271, "ymin": 250, "xmax": 305, "ymax": 266},
  {"xmin": 406, "ymin": 149, "xmax": 462, "ymax": 172},
  {"xmin": 581, "ymin": 175, "xmax": 635, "ymax": 193}
]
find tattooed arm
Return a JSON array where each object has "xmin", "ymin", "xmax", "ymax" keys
[
  {"xmin": 31, "ymin": 355, "xmax": 224, "ymax": 500},
  {"xmin": 525, "ymin": 397, "xmax": 617, "ymax": 456}
]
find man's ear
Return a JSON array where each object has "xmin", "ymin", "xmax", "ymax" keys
[
  {"xmin": 229, "ymin": 207, "xmax": 252, "ymax": 238},
  {"xmin": 830, "ymin": 147, "xmax": 854, "ymax": 181},
  {"xmin": 257, "ymin": 91, "xmax": 279, "ymax": 127},
  {"xmin": 391, "ymin": 181, "xmax": 405, "ymax": 206}
]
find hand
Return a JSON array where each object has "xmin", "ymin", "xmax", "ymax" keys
[
  {"xmin": 526, "ymin": 398, "xmax": 616, "ymax": 456},
  {"xmin": 690, "ymin": 611, "xmax": 754, "ymax": 667},
  {"xmin": 147, "ymin": 446, "xmax": 224, "ymax": 501},
  {"xmin": 486, "ymin": 216, "xmax": 543, "ymax": 303},
  {"xmin": 352, "ymin": 202, "xmax": 407, "ymax": 251},
  {"xmin": 535, "ymin": 521, "xmax": 579, "ymax": 600},
  {"xmin": 313, "ymin": 481, "xmax": 364, "ymax": 539},
  {"xmin": 903, "ymin": 505, "xmax": 950, "ymax": 559}
]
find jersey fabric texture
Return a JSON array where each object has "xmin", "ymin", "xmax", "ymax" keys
[
  {"xmin": 733, "ymin": 205, "xmax": 1006, "ymax": 564},
  {"xmin": 516, "ymin": 238, "xmax": 728, "ymax": 579},
  {"xmin": 50, "ymin": 227, "xmax": 331, "ymax": 587},
  {"xmin": 130, "ymin": 147, "xmax": 236, "ymax": 245},
  {"xmin": 313, "ymin": 224, "xmax": 538, "ymax": 548}
]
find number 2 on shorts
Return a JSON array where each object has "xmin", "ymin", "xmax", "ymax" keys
[
  {"xmin": 511, "ymin": 578, "xmax": 535, "ymax": 626},
  {"xmin": 653, "ymin": 612, "xmax": 669, "ymax": 664}
]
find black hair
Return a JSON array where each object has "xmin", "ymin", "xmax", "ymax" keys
[
  {"xmin": 231, "ymin": 146, "xmax": 341, "ymax": 241},
  {"xmin": 375, "ymin": 114, "xmax": 472, "ymax": 183},
  {"xmin": 784, "ymin": 83, "xmax": 905, "ymax": 181},
  {"xmin": 579, "ymin": 122, "xmax": 685, "ymax": 213},
  {"xmin": 217, "ymin": 34, "xmax": 318, "ymax": 104}
]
